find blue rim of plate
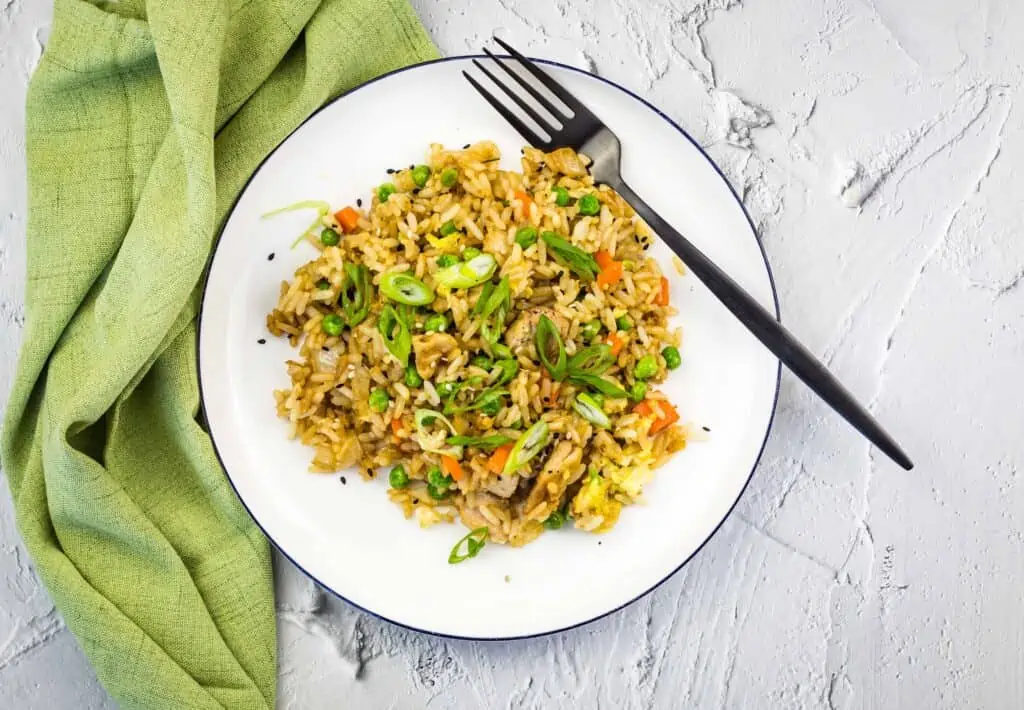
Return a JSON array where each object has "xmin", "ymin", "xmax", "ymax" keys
[{"xmin": 197, "ymin": 54, "xmax": 782, "ymax": 641}]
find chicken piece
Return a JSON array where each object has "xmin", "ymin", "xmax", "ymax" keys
[
  {"xmin": 485, "ymin": 473, "xmax": 520, "ymax": 498},
  {"xmin": 544, "ymin": 147, "xmax": 589, "ymax": 177},
  {"xmin": 412, "ymin": 332, "xmax": 458, "ymax": 379},
  {"xmin": 504, "ymin": 307, "xmax": 569, "ymax": 354},
  {"xmin": 524, "ymin": 441, "xmax": 584, "ymax": 522}
]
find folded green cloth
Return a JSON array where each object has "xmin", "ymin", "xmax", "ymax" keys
[{"xmin": 0, "ymin": 1, "xmax": 435, "ymax": 707}]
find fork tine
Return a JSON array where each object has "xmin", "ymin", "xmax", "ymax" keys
[
  {"xmin": 481, "ymin": 49, "xmax": 570, "ymax": 124},
  {"xmin": 462, "ymin": 71, "xmax": 552, "ymax": 149},
  {"xmin": 491, "ymin": 36, "xmax": 588, "ymax": 116},
  {"xmin": 472, "ymin": 58, "xmax": 560, "ymax": 133}
]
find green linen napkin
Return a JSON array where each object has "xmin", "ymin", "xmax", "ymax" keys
[{"xmin": 0, "ymin": 0, "xmax": 436, "ymax": 707}]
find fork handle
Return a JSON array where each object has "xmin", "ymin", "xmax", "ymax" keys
[{"xmin": 610, "ymin": 179, "xmax": 913, "ymax": 471}]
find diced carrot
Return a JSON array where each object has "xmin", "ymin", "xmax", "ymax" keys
[
  {"xmin": 390, "ymin": 418, "xmax": 403, "ymax": 435},
  {"xmin": 334, "ymin": 206, "xmax": 360, "ymax": 233},
  {"xmin": 632, "ymin": 401, "xmax": 653, "ymax": 417},
  {"xmin": 606, "ymin": 331, "xmax": 626, "ymax": 356},
  {"xmin": 650, "ymin": 401, "xmax": 680, "ymax": 434},
  {"xmin": 488, "ymin": 443, "xmax": 514, "ymax": 474},
  {"xmin": 596, "ymin": 260, "xmax": 624, "ymax": 289},
  {"xmin": 441, "ymin": 455, "xmax": 464, "ymax": 482},
  {"xmin": 513, "ymin": 190, "xmax": 533, "ymax": 219},
  {"xmin": 595, "ymin": 250, "xmax": 615, "ymax": 269},
  {"xmin": 654, "ymin": 276, "xmax": 670, "ymax": 306}
]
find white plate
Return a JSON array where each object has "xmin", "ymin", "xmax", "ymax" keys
[{"xmin": 198, "ymin": 56, "xmax": 780, "ymax": 639}]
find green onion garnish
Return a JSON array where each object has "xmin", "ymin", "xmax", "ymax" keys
[
  {"xmin": 435, "ymin": 253, "xmax": 497, "ymax": 288},
  {"xmin": 566, "ymin": 343, "xmax": 615, "ymax": 377},
  {"xmin": 379, "ymin": 271, "xmax": 435, "ymax": 306},
  {"xmin": 503, "ymin": 420, "xmax": 550, "ymax": 475},
  {"xmin": 541, "ymin": 231, "xmax": 600, "ymax": 282},
  {"xmin": 377, "ymin": 305, "xmax": 411, "ymax": 366},
  {"xmin": 567, "ymin": 374, "xmax": 630, "ymax": 399},
  {"xmin": 445, "ymin": 434, "xmax": 516, "ymax": 450},
  {"xmin": 571, "ymin": 393, "xmax": 611, "ymax": 429},
  {"xmin": 449, "ymin": 527, "xmax": 489, "ymax": 564},
  {"xmin": 339, "ymin": 263, "xmax": 372, "ymax": 327},
  {"xmin": 536, "ymin": 315, "xmax": 567, "ymax": 381}
]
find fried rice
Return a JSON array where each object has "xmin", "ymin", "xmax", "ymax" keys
[{"xmin": 266, "ymin": 141, "xmax": 688, "ymax": 553}]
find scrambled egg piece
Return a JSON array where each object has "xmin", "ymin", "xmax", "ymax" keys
[{"xmin": 571, "ymin": 475, "xmax": 622, "ymax": 533}]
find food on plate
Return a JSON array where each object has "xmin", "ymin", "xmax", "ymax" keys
[{"xmin": 266, "ymin": 142, "xmax": 688, "ymax": 560}]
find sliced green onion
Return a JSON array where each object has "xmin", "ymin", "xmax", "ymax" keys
[
  {"xmin": 462, "ymin": 246, "xmax": 481, "ymax": 260},
  {"xmin": 491, "ymin": 343, "xmax": 513, "ymax": 359},
  {"xmin": 261, "ymin": 200, "xmax": 332, "ymax": 248},
  {"xmin": 446, "ymin": 386, "xmax": 509, "ymax": 415},
  {"xmin": 380, "ymin": 271, "xmax": 434, "ymax": 306},
  {"xmin": 566, "ymin": 343, "xmax": 614, "ymax": 377},
  {"xmin": 479, "ymin": 277, "xmax": 511, "ymax": 347},
  {"xmin": 568, "ymin": 374, "xmax": 630, "ymax": 399},
  {"xmin": 377, "ymin": 305, "xmax": 411, "ymax": 366},
  {"xmin": 339, "ymin": 263, "xmax": 372, "ymax": 327},
  {"xmin": 472, "ymin": 281, "xmax": 495, "ymax": 316},
  {"xmin": 541, "ymin": 232, "xmax": 600, "ymax": 282},
  {"xmin": 494, "ymin": 358, "xmax": 519, "ymax": 385},
  {"xmin": 448, "ymin": 527, "xmax": 489, "ymax": 564},
  {"xmin": 445, "ymin": 434, "xmax": 515, "ymax": 449},
  {"xmin": 503, "ymin": 420, "xmax": 550, "ymax": 475},
  {"xmin": 572, "ymin": 393, "xmax": 611, "ymax": 428},
  {"xmin": 536, "ymin": 315, "xmax": 567, "ymax": 381},
  {"xmin": 414, "ymin": 409, "xmax": 457, "ymax": 433},
  {"xmin": 435, "ymin": 253, "xmax": 497, "ymax": 288}
]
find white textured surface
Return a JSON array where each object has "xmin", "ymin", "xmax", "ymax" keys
[{"xmin": 1, "ymin": 1, "xmax": 1022, "ymax": 707}]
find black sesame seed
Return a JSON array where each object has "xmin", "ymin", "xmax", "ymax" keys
[
  {"xmin": 597, "ymin": 541, "xmax": 602, "ymax": 546},
  {"xmin": 322, "ymin": 346, "xmax": 329, "ymax": 351},
  {"xmin": 356, "ymin": 198, "xmax": 363, "ymax": 207},
  {"xmin": 702, "ymin": 426, "xmax": 711, "ymax": 432},
  {"xmin": 409, "ymin": 164, "xmax": 415, "ymax": 170},
  {"xmin": 340, "ymin": 476, "xmax": 347, "ymax": 485},
  {"xmin": 463, "ymin": 143, "xmax": 470, "ymax": 149},
  {"xmin": 257, "ymin": 338, "xmax": 266, "ymax": 345},
  {"xmin": 267, "ymin": 252, "xmax": 275, "ymax": 261}
]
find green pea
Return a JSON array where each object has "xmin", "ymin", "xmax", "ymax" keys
[
  {"xmin": 427, "ymin": 466, "xmax": 452, "ymax": 490},
  {"xmin": 411, "ymin": 164, "xmax": 431, "ymax": 188},
  {"xmin": 662, "ymin": 346, "xmax": 682, "ymax": 370},
  {"xmin": 471, "ymin": 355, "xmax": 493, "ymax": 371},
  {"xmin": 427, "ymin": 483, "xmax": 450, "ymax": 500},
  {"xmin": 577, "ymin": 193, "xmax": 600, "ymax": 216},
  {"xmin": 480, "ymin": 398, "xmax": 502, "ymax": 416},
  {"xmin": 615, "ymin": 315, "xmax": 633, "ymax": 331},
  {"xmin": 462, "ymin": 246, "xmax": 481, "ymax": 260},
  {"xmin": 321, "ymin": 313, "xmax": 344, "ymax": 336},
  {"xmin": 424, "ymin": 313, "xmax": 449, "ymax": 333},
  {"xmin": 368, "ymin": 388, "xmax": 390, "ymax": 412},
  {"xmin": 494, "ymin": 359, "xmax": 519, "ymax": 385},
  {"xmin": 515, "ymin": 226, "xmax": 538, "ymax": 249},
  {"xmin": 440, "ymin": 168, "xmax": 459, "ymax": 188},
  {"xmin": 634, "ymin": 355, "xmax": 658, "ymax": 380},
  {"xmin": 377, "ymin": 183, "xmax": 396, "ymax": 203},
  {"xmin": 389, "ymin": 465, "xmax": 409, "ymax": 489},
  {"xmin": 437, "ymin": 254, "xmax": 459, "ymax": 268},
  {"xmin": 436, "ymin": 382, "xmax": 459, "ymax": 399},
  {"xmin": 629, "ymin": 381, "xmax": 648, "ymax": 402},
  {"xmin": 580, "ymin": 320, "xmax": 602, "ymax": 342},
  {"xmin": 439, "ymin": 219, "xmax": 458, "ymax": 237},
  {"xmin": 404, "ymin": 363, "xmax": 423, "ymax": 387},
  {"xmin": 551, "ymin": 185, "xmax": 570, "ymax": 206},
  {"xmin": 320, "ymin": 228, "xmax": 340, "ymax": 247},
  {"xmin": 316, "ymin": 278, "xmax": 331, "ymax": 290},
  {"xmin": 590, "ymin": 392, "xmax": 605, "ymax": 409},
  {"xmin": 543, "ymin": 510, "xmax": 566, "ymax": 530}
]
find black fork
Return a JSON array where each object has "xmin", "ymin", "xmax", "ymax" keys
[{"xmin": 464, "ymin": 37, "xmax": 913, "ymax": 471}]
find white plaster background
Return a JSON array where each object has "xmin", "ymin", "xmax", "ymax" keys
[{"xmin": 1, "ymin": 1, "xmax": 1022, "ymax": 708}]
